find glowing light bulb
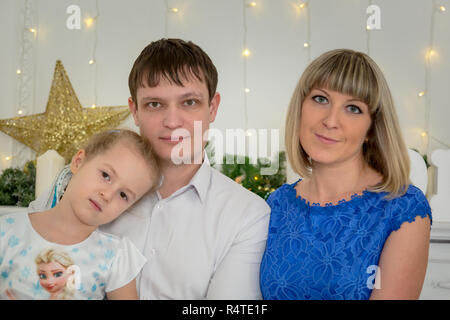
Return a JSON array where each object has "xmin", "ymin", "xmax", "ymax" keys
[
  {"xmin": 366, "ymin": 25, "xmax": 372, "ymax": 30},
  {"xmin": 426, "ymin": 49, "xmax": 436, "ymax": 59},
  {"xmin": 303, "ymin": 42, "xmax": 309, "ymax": 48},
  {"xmin": 299, "ymin": 2, "xmax": 306, "ymax": 8},
  {"xmin": 242, "ymin": 48, "xmax": 251, "ymax": 57},
  {"xmin": 249, "ymin": 2, "xmax": 257, "ymax": 7},
  {"xmin": 16, "ymin": 69, "xmax": 22, "ymax": 74},
  {"xmin": 29, "ymin": 28, "xmax": 36, "ymax": 33},
  {"xmin": 5, "ymin": 156, "xmax": 12, "ymax": 161},
  {"xmin": 89, "ymin": 59, "xmax": 95, "ymax": 65},
  {"xmin": 17, "ymin": 109, "xmax": 23, "ymax": 115},
  {"xmin": 439, "ymin": 6, "xmax": 446, "ymax": 12},
  {"xmin": 418, "ymin": 91, "xmax": 425, "ymax": 97},
  {"xmin": 85, "ymin": 17, "xmax": 94, "ymax": 27},
  {"xmin": 421, "ymin": 132, "xmax": 427, "ymax": 137},
  {"xmin": 91, "ymin": 104, "xmax": 96, "ymax": 109},
  {"xmin": 244, "ymin": 88, "xmax": 250, "ymax": 93},
  {"xmin": 170, "ymin": 7, "xmax": 179, "ymax": 13}
]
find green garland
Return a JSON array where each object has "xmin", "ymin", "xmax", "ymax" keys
[
  {"xmin": 0, "ymin": 161, "xmax": 36, "ymax": 207},
  {"xmin": 219, "ymin": 152, "xmax": 287, "ymax": 200}
]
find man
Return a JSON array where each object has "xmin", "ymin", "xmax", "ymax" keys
[{"xmin": 29, "ymin": 39, "xmax": 270, "ymax": 299}]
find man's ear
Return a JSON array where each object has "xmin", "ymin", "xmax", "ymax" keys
[
  {"xmin": 70, "ymin": 149, "xmax": 86, "ymax": 174},
  {"xmin": 129, "ymin": 97, "xmax": 139, "ymax": 127},
  {"xmin": 209, "ymin": 92, "xmax": 220, "ymax": 123}
]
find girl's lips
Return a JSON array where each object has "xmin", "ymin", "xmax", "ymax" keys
[
  {"xmin": 315, "ymin": 133, "xmax": 339, "ymax": 144},
  {"xmin": 89, "ymin": 199, "xmax": 102, "ymax": 211}
]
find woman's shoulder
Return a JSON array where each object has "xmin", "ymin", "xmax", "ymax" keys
[
  {"xmin": 266, "ymin": 179, "xmax": 300, "ymax": 208},
  {"xmin": 387, "ymin": 184, "xmax": 432, "ymax": 232}
]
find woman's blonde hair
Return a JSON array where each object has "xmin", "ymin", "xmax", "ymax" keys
[
  {"xmin": 81, "ymin": 129, "xmax": 161, "ymax": 193},
  {"xmin": 35, "ymin": 248, "xmax": 75, "ymax": 300},
  {"xmin": 285, "ymin": 49, "xmax": 410, "ymax": 198}
]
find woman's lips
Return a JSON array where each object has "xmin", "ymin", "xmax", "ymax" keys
[{"xmin": 315, "ymin": 133, "xmax": 339, "ymax": 144}]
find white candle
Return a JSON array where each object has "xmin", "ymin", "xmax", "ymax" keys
[{"xmin": 35, "ymin": 150, "xmax": 65, "ymax": 198}]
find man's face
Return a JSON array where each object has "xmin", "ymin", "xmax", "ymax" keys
[{"xmin": 129, "ymin": 75, "xmax": 220, "ymax": 165}]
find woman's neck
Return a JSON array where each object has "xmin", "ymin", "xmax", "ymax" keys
[{"xmin": 298, "ymin": 156, "xmax": 380, "ymax": 205}]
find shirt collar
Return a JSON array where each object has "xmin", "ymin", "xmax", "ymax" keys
[
  {"xmin": 188, "ymin": 154, "xmax": 212, "ymax": 204},
  {"xmin": 156, "ymin": 153, "xmax": 212, "ymax": 203}
]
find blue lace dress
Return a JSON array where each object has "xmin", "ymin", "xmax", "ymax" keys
[{"xmin": 260, "ymin": 180, "xmax": 432, "ymax": 300}]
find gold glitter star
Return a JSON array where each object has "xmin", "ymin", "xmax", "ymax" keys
[{"xmin": 0, "ymin": 60, "xmax": 130, "ymax": 162}]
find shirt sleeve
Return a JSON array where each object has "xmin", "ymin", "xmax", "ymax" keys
[
  {"xmin": 105, "ymin": 236, "xmax": 147, "ymax": 293},
  {"xmin": 389, "ymin": 185, "xmax": 432, "ymax": 233},
  {"xmin": 205, "ymin": 198, "xmax": 270, "ymax": 300}
]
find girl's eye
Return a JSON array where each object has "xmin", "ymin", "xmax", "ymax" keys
[
  {"xmin": 346, "ymin": 105, "xmax": 362, "ymax": 114},
  {"xmin": 39, "ymin": 273, "xmax": 46, "ymax": 280},
  {"xmin": 183, "ymin": 99, "xmax": 197, "ymax": 107},
  {"xmin": 119, "ymin": 191, "xmax": 128, "ymax": 201},
  {"xmin": 101, "ymin": 171, "xmax": 110, "ymax": 181},
  {"xmin": 54, "ymin": 271, "xmax": 63, "ymax": 278},
  {"xmin": 147, "ymin": 102, "xmax": 161, "ymax": 109},
  {"xmin": 312, "ymin": 95, "xmax": 328, "ymax": 104}
]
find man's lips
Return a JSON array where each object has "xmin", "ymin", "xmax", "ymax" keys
[
  {"xmin": 89, "ymin": 199, "xmax": 102, "ymax": 212},
  {"xmin": 315, "ymin": 133, "xmax": 339, "ymax": 144},
  {"xmin": 159, "ymin": 136, "xmax": 186, "ymax": 144}
]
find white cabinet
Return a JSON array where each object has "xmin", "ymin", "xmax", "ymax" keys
[{"xmin": 420, "ymin": 222, "xmax": 450, "ymax": 300}]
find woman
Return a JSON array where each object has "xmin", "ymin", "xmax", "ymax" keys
[{"xmin": 260, "ymin": 49, "xmax": 432, "ymax": 300}]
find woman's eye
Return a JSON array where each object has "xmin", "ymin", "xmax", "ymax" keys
[
  {"xmin": 54, "ymin": 272, "xmax": 63, "ymax": 278},
  {"xmin": 183, "ymin": 99, "xmax": 196, "ymax": 107},
  {"xmin": 312, "ymin": 95, "xmax": 328, "ymax": 104},
  {"xmin": 39, "ymin": 273, "xmax": 46, "ymax": 280},
  {"xmin": 120, "ymin": 191, "xmax": 128, "ymax": 201},
  {"xmin": 101, "ymin": 171, "xmax": 110, "ymax": 181},
  {"xmin": 347, "ymin": 105, "xmax": 362, "ymax": 114},
  {"xmin": 147, "ymin": 102, "xmax": 161, "ymax": 108}
]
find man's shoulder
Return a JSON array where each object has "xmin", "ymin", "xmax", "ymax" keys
[{"xmin": 208, "ymin": 168, "xmax": 269, "ymax": 209}]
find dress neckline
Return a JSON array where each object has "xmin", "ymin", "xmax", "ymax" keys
[{"xmin": 289, "ymin": 178, "xmax": 372, "ymax": 208}]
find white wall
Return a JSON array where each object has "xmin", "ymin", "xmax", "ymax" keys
[{"xmin": 1, "ymin": 0, "xmax": 449, "ymax": 181}]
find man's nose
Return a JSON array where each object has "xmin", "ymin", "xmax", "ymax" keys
[{"xmin": 162, "ymin": 105, "xmax": 183, "ymax": 129}]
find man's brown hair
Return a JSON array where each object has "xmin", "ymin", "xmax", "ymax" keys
[{"xmin": 128, "ymin": 38, "xmax": 218, "ymax": 107}]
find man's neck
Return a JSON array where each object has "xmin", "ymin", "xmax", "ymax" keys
[{"xmin": 158, "ymin": 161, "xmax": 203, "ymax": 199}]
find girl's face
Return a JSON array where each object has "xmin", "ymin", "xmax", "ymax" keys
[
  {"xmin": 38, "ymin": 261, "xmax": 69, "ymax": 294},
  {"xmin": 66, "ymin": 141, "xmax": 154, "ymax": 227},
  {"xmin": 299, "ymin": 88, "xmax": 372, "ymax": 168}
]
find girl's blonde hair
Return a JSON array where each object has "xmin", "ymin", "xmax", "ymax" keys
[
  {"xmin": 81, "ymin": 129, "xmax": 161, "ymax": 193},
  {"xmin": 285, "ymin": 49, "xmax": 410, "ymax": 198},
  {"xmin": 35, "ymin": 248, "xmax": 75, "ymax": 300}
]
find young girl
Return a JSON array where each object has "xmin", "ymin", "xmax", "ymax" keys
[{"xmin": 0, "ymin": 129, "xmax": 160, "ymax": 300}]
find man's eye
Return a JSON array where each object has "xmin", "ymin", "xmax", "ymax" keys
[
  {"xmin": 147, "ymin": 102, "xmax": 161, "ymax": 108},
  {"xmin": 101, "ymin": 171, "xmax": 110, "ymax": 181},
  {"xmin": 347, "ymin": 105, "xmax": 362, "ymax": 114},
  {"xmin": 120, "ymin": 191, "xmax": 128, "ymax": 201},
  {"xmin": 183, "ymin": 99, "xmax": 196, "ymax": 107},
  {"xmin": 312, "ymin": 95, "xmax": 328, "ymax": 104}
]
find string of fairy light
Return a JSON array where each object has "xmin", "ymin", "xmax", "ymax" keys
[{"xmin": 3, "ymin": 0, "xmax": 449, "ymax": 168}]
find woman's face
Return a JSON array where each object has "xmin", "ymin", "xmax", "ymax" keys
[
  {"xmin": 299, "ymin": 88, "xmax": 372, "ymax": 168},
  {"xmin": 38, "ymin": 261, "xmax": 70, "ymax": 294}
]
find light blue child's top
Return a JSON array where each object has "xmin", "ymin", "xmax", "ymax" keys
[
  {"xmin": 260, "ymin": 180, "xmax": 432, "ymax": 300},
  {"xmin": 0, "ymin": 212, "xmax": 146, "ymax": 300}
]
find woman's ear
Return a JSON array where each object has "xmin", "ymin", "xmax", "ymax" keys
[{"xmin": 70, "ymin": 149, "xmax": 86, "ymax": 174}]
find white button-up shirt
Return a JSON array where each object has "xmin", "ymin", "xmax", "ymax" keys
[{"xmin": 29, "ymin": 159, "xmax": 270, "ymax": 300}]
